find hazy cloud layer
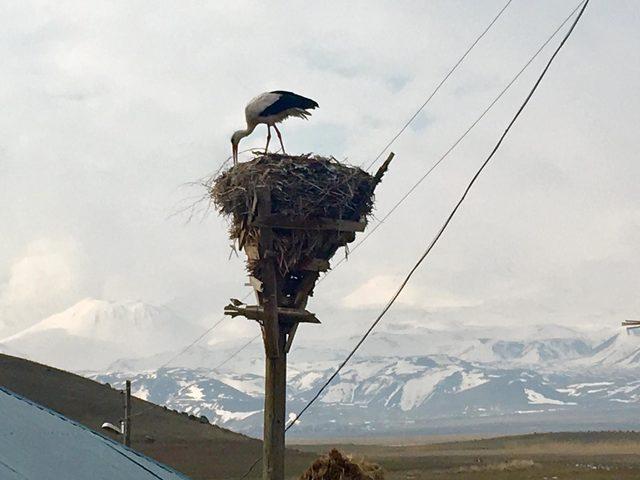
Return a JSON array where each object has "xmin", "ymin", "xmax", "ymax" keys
[{"xmin": 1, "ymin": 1, "xmax": 638, "ymax": 341}]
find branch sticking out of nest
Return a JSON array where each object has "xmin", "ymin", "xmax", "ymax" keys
[{"xmin": 208, "ymin": 153, "xmax": 391, "ymax": 278}]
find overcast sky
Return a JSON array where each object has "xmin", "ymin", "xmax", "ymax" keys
[{"xmin": 1, "ymin": 1, "xmax": 638, "ymax": 342}]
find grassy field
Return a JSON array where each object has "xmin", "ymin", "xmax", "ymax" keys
[{"xmin": 290, "ymin": 432, "xmax": 640, "ymax": 479}]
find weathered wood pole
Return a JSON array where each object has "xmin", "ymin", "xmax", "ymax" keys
[
  {"xmin": 263, "ymin": 329, "xmax": 287, "ymax": 480},
  {"xmin": 257, "ymin": 186, "xmax": 286, "ymax": 480},
  {"xmin": 123, "ymin": 379, "xmax": 131, "ymax": 447}
]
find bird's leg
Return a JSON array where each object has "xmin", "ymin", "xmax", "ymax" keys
[
  {"xmin": 265, "ymin": 125, "xmax": 271, "ymax": 154},
  {"xmin": 274, "ymin": 125, "xmax": 286, "ymax": 154}
]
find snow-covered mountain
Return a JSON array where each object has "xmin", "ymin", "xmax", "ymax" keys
[
  {"xmin": 577, "ymin": 330, "xmax": 640, "ymax": 369},
  {"xmin": 4, "ymin": 298, "xmax": 640, "ymax": 437},
  {"xmin": 86, "ymin": 324, "xmax": 640, "ymax": 437},
  {"xmin": 0, "ymin": 298, "xmax": 205, "ymax": 371},
  {"xmin": 92, "ymin": 353, "xmax": 640, "ymax": 438},
  {"xmin": 104, "ymin": 320, "xmax": 617, "ymax": 373},
  {"xmin": 354, "ymin": 329, "xmax": 596, "ymax": 367}
]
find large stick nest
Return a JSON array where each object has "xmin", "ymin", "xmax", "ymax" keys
[
  {"xmin": 209, "ymin": 153, "xmax": 378, "ymax": 277},
  {"xmin": 299, "ymin": 449, "xmax": 384, "ymax": 480}
]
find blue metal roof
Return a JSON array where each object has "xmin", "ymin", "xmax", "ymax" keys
[{"xmin": 0, "ymin": 386, "xmax": 191, "ymax": 480}]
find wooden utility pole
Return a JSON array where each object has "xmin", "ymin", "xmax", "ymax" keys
[
  {"xmin": 263, "ymin": 329, "xmax": 287, "ymax": 479},
  {"xmin": 257, "ymin": 187, "xmax": 286, "ymax": 480},
  {"xmin": 123, "ymin": 379, "xmax": 131, "ymax": 447}
]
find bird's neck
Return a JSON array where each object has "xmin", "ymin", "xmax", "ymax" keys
[{"xmin": 235, "ymin": 124, "xmax": 256, "ymax": 139}]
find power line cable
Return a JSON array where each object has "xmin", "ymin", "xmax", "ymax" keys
[
  {"xmin": 212, "ymin": 334, "xmax": 261, "ymax": 371},
  {"xmin": 127, "ymin": 289, "xmax": 256, "ymax": 420},
  {"xmin": 150, "ymin": 288, "xmax": 254, "ymax": 372},
  {"xmin": 362, "ymin": 0, "xmax": 514, "ymax": 171},
  {"xmin": 327, "ymin": 0, "xmax": 587, "ymax": 277},
  {"xmin": 152, "ymin": 317, "xmax": 227, "ymax": 372},
  {"xmin": 157, "ymin": 146, "xmax": 288, "ymax": 364},
  {"xmin": 131, "ymin": 332, "xmax": 261, "ymax": 419},
  {"xmin": 285, "ymin": 0, "xmax": 590, "ymax": 436}
]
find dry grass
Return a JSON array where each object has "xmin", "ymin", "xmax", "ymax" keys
[
  {"xmin": 455, "ymin": 458, "xmax": 536, "ymax": 473},
  {"xmin": 299, "ymin": 449, "xmax": 384, "ymax": 480},
  {"xmin": 293, "ymin": 433, "xmax": 640, "ymax": 480}
]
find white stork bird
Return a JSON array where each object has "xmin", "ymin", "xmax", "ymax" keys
[{"xmin": 231, "ymin": 90, "xmax": 319, "ymax": 165}]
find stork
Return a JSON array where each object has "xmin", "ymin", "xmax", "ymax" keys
[{"xmin": 231, "ymin": 90, "xmax": 319, "ymax": 165}]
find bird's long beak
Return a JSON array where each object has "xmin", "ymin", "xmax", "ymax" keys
[{"xmin": 232, "ymin": 143, "xmax": 238, "ymax": 166}]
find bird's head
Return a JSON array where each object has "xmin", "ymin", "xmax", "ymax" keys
[{"xmin": 230, "ymin": 130, "xmax": 246, "ymax": 165}]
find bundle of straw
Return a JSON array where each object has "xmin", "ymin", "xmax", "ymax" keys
[{"xmin": 299, "ymin": 449, "xmax": 384, "ymax": 480}]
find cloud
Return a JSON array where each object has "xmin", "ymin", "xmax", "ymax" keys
[
  {"xmin": 0, "ymin": 237, "xmax": 87, "ymax": 334},
  {"xmin": 0, "ymin": 0, "xmax": 638, "ymax": 346},
  {"xmin": 342, "ymin": 274, "xmax": 482, "ymax": 310}
]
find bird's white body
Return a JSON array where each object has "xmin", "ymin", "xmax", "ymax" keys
[
  {"xmin": 245, "ymin": 92, "xmax": 314, "ymax": 128},
  {"xmin": 231, "ymin": 90, "xmax": 319, "ymax": 164}
]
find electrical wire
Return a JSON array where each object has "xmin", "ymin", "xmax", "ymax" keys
[
  {"xmin": 212, "ymin": 334, "xmax": 261, "ymax": 371},
  {"xmin": 153, "ymin": 317, "xmax": 227, "ymax": 372},
  {"xmin": 157, "ymin": 144, "xmax": 287, "ymax": 365},
  {"xmin": 285, "ymin": 0, "xmax": 590, "ymax": 435},
  {"xmin": 130, "ymin": 331, "xmax": 261, "ymax": 419},
  {"xmin": 362, "ymin": 0, "xmax": 514, "ymax": 171}
]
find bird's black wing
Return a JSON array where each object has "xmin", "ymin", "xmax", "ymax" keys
[{"xmin": 260, "ymin": 91, "xmax": 319, "ymax": 116}]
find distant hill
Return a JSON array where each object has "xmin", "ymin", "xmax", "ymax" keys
[
  {"xmin": 4, "ymin": 298, "xmax": 640, "ymax": 439},
  {"xmin": 94, "ymin": 355, "xmax": 640, "ymax": 439},
  {"xmin": 291, "ymin": 430, "xmax": 640, "ymax": 480},
  {"xmin": 90, "ymin": 324, "xmax": 640, "ymax": 438},
  {"xmin": 0, "ymin": 353, "xmax": 313, "ymax": 479}
]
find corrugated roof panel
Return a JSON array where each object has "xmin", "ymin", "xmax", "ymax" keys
[{"xmin": 0, "ymin": 387, "xmax": 190, "ymax": 480}]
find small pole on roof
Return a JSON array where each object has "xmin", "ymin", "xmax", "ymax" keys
[{"xmin": 123, "ymin": 379, "xmax": 132, "ymax": 447}]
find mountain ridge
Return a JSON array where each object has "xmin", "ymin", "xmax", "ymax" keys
[
  {"xmin": 4, "ymin": 298, "xmax": 639, "ymax": 438},
  {"xmin": 0, "ymin": 298, "xmax": 206, "ymax": 370}
]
